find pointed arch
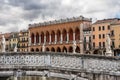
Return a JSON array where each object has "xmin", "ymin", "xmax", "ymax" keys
[
  {"xmin": 36, "ymin": 32, "xmax": 39, "ymax": 43},
  {"xmin": 57, "ymin": 47, "xmax": 61, "ymax": 52},
  {"xmin": 75, "ymin": 28, "xmax": 80, "ymax": 41},
  {"xmin": 31, "ymin": 33, "xmax": 34, "ymax": 44},
  {"xmin": 76, "ymin": 46, "xmax": 80, "ymax": 53},
  {"xmin": 69, "ymin": 28, "xmax": 73, "ymax": 41},
  {"xmin": 36, "ymin": 48, "xmax": 39, "ymax": 52},
  {"xmin": 57, "ymin": 30, "xmax": 61, "ymax": 42},
  {"xmin": 41, "ymin": 32, "xmax": 44, "ymax": 43},
  {"xmin": 62, "ymin": 46, "xmax": 67, "ymax": 53},
  {"xmin": 51, "ymin": 31, "xmax": 55, "ymax": 42},
  {"xmin": 46, "ymin": 47, "xmax": 50, "ymax": 52},
  {"xmin": 62, "ymin": 29, "xmax": 67, "ymax": 41},
  {"xmin": 51, "ymin": 47, "xmax": 55, "ymax": 52},
  {"xmin": 31, "ymin": 48, "xmax": 34, "ymax": 52},
  {"xmin": 46, "ymin": 31, "xmax": 50, "ymax": 43},
  {"xmin": 69, "ymin": 46, "xmax": 73, "ymax": 53}
]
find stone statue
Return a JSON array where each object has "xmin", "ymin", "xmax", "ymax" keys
[
  {"xmin": 1, "ymin": 35, "xmax": 6, "ymax": 52},
  {"xmin": 73, "ymin": 41, "xmax": 76, "ymax": 53},
  {"xmin": 105, "ymin": 34, "xmax": 112, "ymax": 56},
  {"xmin": 42, "ymin": 43, "xmax": 45, "ymax": 52},
  {"xmin": 14, "ymin": 44, "xmax": 18, "ymax": 52}
]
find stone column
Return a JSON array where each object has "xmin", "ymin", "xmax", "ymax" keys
[
  {"xmin": 67, "ymin": 32, "xmax": 69, "ymax": 43},
  {"xmin": 44, "ymin": 35, "xmax": 46, "ymax": 44},
  {"xmin": 39, "ymin": 36, "xmax": 41, "ymax": 45},
  {"xmin": 34, "ymin": 36, "xmax": 36, "ymax": 45},
  {"xmin": 80, "ymin": 23, "xmax": 84, "ymax": 54},
  {"xmin": 55, "ymin": 34, "xmax": 57, "ymax": 44},
  {"xmin": 60, "ymin": 34, "xmax": 63, "ymax": 44},
  {"xmin": 49, "ymin": 35, "xmax": 51, "ymax": 44}
]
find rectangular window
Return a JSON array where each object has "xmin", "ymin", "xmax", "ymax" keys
[
  {"xmin": 103, "ymin": 42, "xmax": 105, "ymax": 47},
  {"xmin": 93, "ymin": 35, "xmax": 95, "ymax": 39},
  {"xmin": 102, "ymin": 26, "xmax": 105, "ymax": 30},
  {"xmin": 108, "ymin": 25, "xmax": 110, "ymax": 30},
  {"xmin": 99, "ymin": 26, "xmax": 101, "ymax": 31},
  {"xmin": 99, "ymin": 42, "xmax": 101, "ymax": 47},
  {"xmin": 99, "ymin": 34, "xmax": 101, "ymax": 39},
  {"xmin": 111, "ymin": 30, "xmax": 114, "ymax": 36},
  {"xmin": 93, "ymin": 42, "xmax": 95, "ymax": 48}
]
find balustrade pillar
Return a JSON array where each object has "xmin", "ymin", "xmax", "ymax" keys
[
  {"xmin": 60, "ymin": 34, "xmax": 63, "ymax": 43},
  {"xmin": 67, "ymin": 32, "xmax": 69, "ymax": 43},
  {"xmin": 42, "ymin": 76, "xmax": 46, "ymax": 80},
  {"xmin": 49, "ymin": 35, "xmax": 51, "ymax": 44}
]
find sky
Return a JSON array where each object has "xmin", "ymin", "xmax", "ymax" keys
[{"xmin": 0, "ymin": 0, "xmax": 120, "ymax": 33}]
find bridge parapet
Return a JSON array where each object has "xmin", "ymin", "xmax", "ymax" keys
[{"xmin": 0, "ymin": 52, "xmax": 120, "ymax": 76}]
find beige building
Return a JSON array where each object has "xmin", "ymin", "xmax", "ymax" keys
[
  {"xmin": 9, "ymin": 32, "xmax": 19, "ymax": 52},
  {"xmin": 92, "ymin": 18, "xmax": 120, "ymax": 55},
  {"xmin": 111, "ymin": 21, "xmax": 120, "ymax": 56},
  {"xmin": 18, "ymin": 30, "xmax": 29, "ymax": 52}
]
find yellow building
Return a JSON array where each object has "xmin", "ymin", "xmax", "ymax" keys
[
  {"xmin": 18, "ymin": 30, "xmax": 29, "ymax": 52},
  {"xmin": 92, "ymin": 18, "xmax": 120, "ymax": 55},
  {"xmin": 111, "ymin": 21, "xmax": 120, "ymax": 56},
  {"xmin": 9, "ymin": 32, "xmax": 19, "ymax": 52}
]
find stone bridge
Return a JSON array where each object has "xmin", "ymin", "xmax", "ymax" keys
[{"xmin": 0, "ymin": 52, "xmax": 120, "ymax": 80}]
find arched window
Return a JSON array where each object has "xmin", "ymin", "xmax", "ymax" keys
[
  {"xmin": 46, "ymin": 31, "xmax": 50, "ymax": 43},
  {"xmin": 36, "ymin": 33, "xmax": 39, "ymax": 43},
  {"xmin": 75, "ymin": 28, "xmax": 80, "ymax": 41},
  {"xmin": 36, "ymin": 48, "xmax": 39, "ymax": 52},
  {"xmin": 57, "ymin": 30, "xmax": 61, "ymax": 42},
  {"xmin": 51, "ymin": 47, "xmax": 55, "ymax": 52},
  {"xmin": 69, "ymin": 28, "xmax": 73, "ymax": 41},
  {"xmin": 76, "ymin": 46, "xmax": 80, "ymax": 53},
  {"xmin": 31, "ymin": 33, "xmax": 34, "ymax": 44},
  {"xmin": 51, "ymin": 31, "xmax": 55, "ymax": 42},
  {"xmin": 62, "ymin": 29, "xmax": 67, "ymax": 41},
  {"xmin": 41, "ymin": 32, "xmax": 44, "ymax": 43},
  {"xmin": 46, "ymin": 47, "xmax": 50, "ymax": 51},
  {"xmin": 69, "ymin": 46, "xmax": 73, "ymax": 53},
  {"xmin": 31, "ymin": 48, "xmax": 34, "ymax": 52},
  {"xmin": 63, "ymin": 46, "xmax": 67, "ymax": 53},
  {"xmin": 57, "ymin": 47, "xmax": 61, "ymax": 52}
]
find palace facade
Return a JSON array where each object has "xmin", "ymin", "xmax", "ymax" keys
[{"xmin": 28, "ymin": 16, "xmax": 91, "ymax": 53}]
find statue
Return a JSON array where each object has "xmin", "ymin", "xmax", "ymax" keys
[
  {"xmin": 1, "ymin": 35, "xmax": 6, "ymax": 52},
  {"xmin": 105, "ymin": 34, "xmax": 112, "ymax": 56},
  {"xmin": 42, "ymin": 43, "xmax": 45, "ymax": 52},
  {"xmin": 14, "ymin": 44, "xmax": 18, "ymax": 52},
  {"xmin": 73, "ymin": 41, "xmax": 76, "ymax": 53}
]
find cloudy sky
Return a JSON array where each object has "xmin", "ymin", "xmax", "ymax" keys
[{"xmin": 0, "ymin": 0, "xmax": 120, "ymax": 33}]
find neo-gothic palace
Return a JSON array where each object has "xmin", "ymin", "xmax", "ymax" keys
[{"xmin": 28, "ymin": 16, "xmax": 91, "ymax": 53}]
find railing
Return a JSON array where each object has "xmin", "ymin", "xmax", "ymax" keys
[{"xmin": 0, "ymin": 52, "xmax": 119, "ymax": 76}]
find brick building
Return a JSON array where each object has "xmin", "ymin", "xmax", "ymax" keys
[{"xmin": 28, "ymin": 16, "xmax": 91, "ymax": 53}]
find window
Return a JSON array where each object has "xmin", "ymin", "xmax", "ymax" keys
[
  {"xmin": 102, "ymin": 26, "xmax": 105, "ymax": 30},
  {"xmin": 93, "ymin": 35, "xmax": 95, "ymax": 39},
  {"xmin": 108, "ymin": 25, "xmax": 110, "ymax": 30},
  {"xmin": 103, "ymin": 42, "xmax": 105, "ymax": 47},
  {"xmin": 99, "ymin": 42, "xmax": 101, "ymax": 47},
  {"xmin": 99, "ymin": 34, "xmax": 101, "ymax": 39},
  {"xmin": 103, "ymin": 34, "xmax": 105, "ymax": 38},
  {"xmin": 99, "ymin": 26, "xmax": 101, "ymax": 31},
  {"xmin": 111, "ymin": 30, "xmax": 114, "ymax": 36},
  {"xmin": 93, "ymin": 42, "xmax": 95, "ymax": 48},
  {"xmin": 93, "ymin": 27, "xmax": 95, "ymax": 31}
]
